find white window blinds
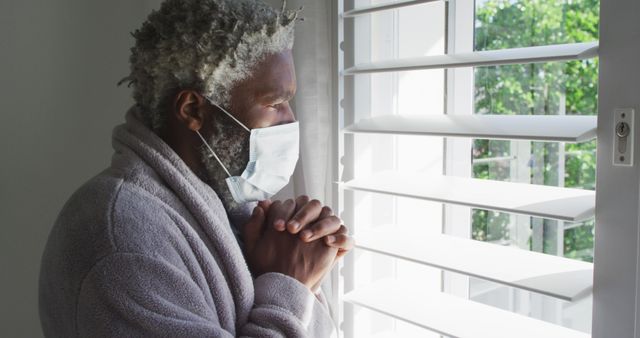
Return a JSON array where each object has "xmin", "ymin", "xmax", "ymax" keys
[{"xmin": 332, "ymin": 0, "xmax": 598, "ymax": 337}]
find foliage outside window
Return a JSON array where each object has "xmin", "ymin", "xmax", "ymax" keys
[{"xmin": 472, "ymin": 0, "xmax": 599, "ymax": 262}]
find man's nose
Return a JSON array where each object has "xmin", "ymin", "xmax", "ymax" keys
[{"xmin": 279, "ymin": 101, "xmax": 296, "ymax": 125}]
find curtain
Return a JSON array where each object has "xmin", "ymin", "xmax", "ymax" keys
[
  {"xmin": 267, "ymin": 0, "xmax": 337, "ymax": 320},
  {"xmin": 271, "ymin": 0, "xmax": 334, "ymax": 208}
]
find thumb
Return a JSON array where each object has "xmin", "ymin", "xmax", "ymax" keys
[{"xmin": 243, "ymin": 206, "xmax": 265, "ymax": 254}]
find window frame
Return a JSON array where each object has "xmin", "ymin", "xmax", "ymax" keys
[
  {"xmin": 592, "ymin": 1, "xmax": 640, "ymax": 337},
  {"xmin": 330, "ymin": 0, "xmax": 640, "ymax": 337}
]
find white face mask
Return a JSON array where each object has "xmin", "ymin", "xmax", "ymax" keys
[{"xmin": 196, "ymin": 101, "xmax": 299, "ymax": 204}]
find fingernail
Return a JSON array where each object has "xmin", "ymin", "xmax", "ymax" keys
[
  {"xmin": 288, "ymin": 221, "xmax": 300, "ymax": 231},
  {"xmin": 326, "ymin": 235, "xmax": 336, "ymax": 243},
  {"xmin": 301, "ymin": 230, "xmax": 312, "ymax": 240},
  {"xmin": 275, "ymin": 219, "xmax": 285, "ymax": 229}
]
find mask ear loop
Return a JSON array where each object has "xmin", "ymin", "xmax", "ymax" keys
[
  {"xmin": 196, "ymin": 130, "xmax": 232, "ymax": 178},
  {"xmin": 206, "ymin": 98, "xmax": 251, "ymax": 133}
]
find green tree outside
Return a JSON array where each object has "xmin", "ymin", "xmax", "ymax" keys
[{"xmin": 472, "ymin": 0, "xmax": 599, "ymax": 262}]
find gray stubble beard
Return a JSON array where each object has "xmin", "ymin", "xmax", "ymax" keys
[{"xmin": 200, "ymin": 109, "xmax": 251, "ymax": 215}]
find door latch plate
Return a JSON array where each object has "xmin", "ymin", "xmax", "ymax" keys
[{"xmin": 613, "ymin": 108, "xmax": 634, "ymax": 167}]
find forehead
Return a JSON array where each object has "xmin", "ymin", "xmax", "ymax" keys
[{"xmin": 250, "ymin": 50, "xmax": 297, "ymax": 99}]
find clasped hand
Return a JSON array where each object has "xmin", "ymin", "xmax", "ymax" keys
[{"xmin": 242, "ymin": 195, "xmax": 354, "ymax": 292}]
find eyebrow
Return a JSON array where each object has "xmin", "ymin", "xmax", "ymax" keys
[{"xmin": 259, "ymin": 88, "xmax": 295, "ymax": 102}]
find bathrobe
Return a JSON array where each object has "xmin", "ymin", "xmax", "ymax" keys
[{"xmin": 38, "ymin": 108, "xmax": 336, "ymax": 337}]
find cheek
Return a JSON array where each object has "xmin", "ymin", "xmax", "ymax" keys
[{"xmin": 246, "ymin": 105, "xmax": 278, "ymax": 129}]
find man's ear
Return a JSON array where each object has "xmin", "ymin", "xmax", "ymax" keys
[{"xmin": 173, "ymin": 90, "xmax": 207, "ymax": 131}]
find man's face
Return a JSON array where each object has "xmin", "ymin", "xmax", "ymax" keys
[
  {"xmin": 197, "ymin": 49, "xmax": 298, "ymax": 209},
  {"xmin": 226, "ymin": 49, "xmax": 297, "ymax": 129}
]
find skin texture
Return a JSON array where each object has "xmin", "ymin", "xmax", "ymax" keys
[{"xmin": 160, "ymin": 50, "xmax": 354, "ymax": 291}]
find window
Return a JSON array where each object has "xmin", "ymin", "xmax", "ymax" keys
[{"xmin": 332, "ymin": 0, "xmax": 601, "ymax": 337}]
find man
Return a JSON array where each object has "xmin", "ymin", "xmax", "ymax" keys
[{"xmin": 38, "ymin": 0, "xmax": 353, "ymax": 336}]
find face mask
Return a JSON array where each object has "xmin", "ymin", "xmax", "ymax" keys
[{"xmin": 196, "ymin": 101, "xmax": 299, "ymax": 204}]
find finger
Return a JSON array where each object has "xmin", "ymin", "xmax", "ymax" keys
[
  {"xmin": 325, "ymin": 225, "xmax": 349, "ymax": 243},
  {"xmin": 299, "ymin": 215, "xmax": 342, "ymax": 242},
  {"xmin": 268, "ymin": 199, "xmax": 296, "ymax": 232},
  {"xmin": 265, "ymin": 200, "xmax": 282, "ymax": 231},
  {"xmin": 294, "ymin": 195, "xmax": 310, "ymax": 213},
  {"xmin": 325, "ymin": 233, "xmax": 354, "ymax": 257},
  {"xmin": 335, "ymin": 226, "xmax": 353, "ymax": 258},
  {"xmin": 242, "ymin": 206, "xmax": 266, "ymax": 254},
  {"xmin": 286, "ymin": 199, "xmax": 323, "ymax": 234},
  {"xmin": 333, "ymin": 224, "xmax": 349, "ymax": 235},
  {"xmin": 258, "ymin": 199, "xmax": 273, "ymax": 213},
  {"xmin": 337, "ymin": 247, "xmax": 352, "ymax": 258},
  {"xmin": 318, "ymin": 206, "xmax": 334, "ymax": 219}
]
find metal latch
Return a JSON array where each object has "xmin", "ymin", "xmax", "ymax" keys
[{"xmin": 613, "ymin": 108, "xmax": 634, "ymax": 166}]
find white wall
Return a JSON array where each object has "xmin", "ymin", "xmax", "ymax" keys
[{"xmin": 0, "ymin": 1, "xmax": 161, "ymax": 336}]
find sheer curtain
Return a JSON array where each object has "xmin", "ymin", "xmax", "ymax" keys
[
  {"xmin": 267, "ymin": 0, "xmax": 337, "ymax": 319},
  {"xmin": 271, "ymin": 0, "xmax": 334, "ymax": 207}
]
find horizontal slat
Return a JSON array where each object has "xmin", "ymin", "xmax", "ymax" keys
[
  {"xmin": 342, "ymin": 0, "xmax": 440, "ymax": 18},
  {"xmin": 344, "ymin": 114, "xmax": 597, "ymax": 142},
  {"xmin": 343, "ymin": 42, "xmax": 598, "ymax": 75},
  {"xmin": 473, "ymin": 155, "xmax": 517, "ymax": 165},
  {"xmin": 356, "ymin": 229, "xmax": 592, "ymax": 300},
  {"xmin": 344, "ymin": 279, "xmax": 590, "ymax": 338},
  {"xmin": 341, "ymin": 171, "xmax": 595, "ymax": 222}
]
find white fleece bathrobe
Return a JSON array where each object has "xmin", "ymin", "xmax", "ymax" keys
[{"xmin": 38, "ymin": 108, "xmax": 336, "ymax": 337}]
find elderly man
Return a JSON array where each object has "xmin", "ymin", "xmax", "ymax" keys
[{"xmin": 38, "ymin": 0, "xmax": 353, "ymax": 336}]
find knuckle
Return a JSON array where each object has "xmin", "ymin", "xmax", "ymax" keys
[
  {"xmin": 322, "ymin": 206, "xmax": 333, "ymax": 214},
  {"xmin": 317, "ymin": 217, "xmax": 341, "ymax": 232},
  {"xmin": 317, "ymin": 221, "xmax": 333, "ymax": 230}
]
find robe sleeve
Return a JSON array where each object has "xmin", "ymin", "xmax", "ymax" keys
[
  {"xmin": 240, "ymin": 273, "xmax": 337, "ymax": 337},
  {"xmin": 76, "ymin": 253, "xmax": 336, "ymax": 337}
]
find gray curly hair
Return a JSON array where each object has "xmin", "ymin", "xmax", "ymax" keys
[{"xmin": 121, "ymin": 0, "xmax": 301, "ymax": 131}]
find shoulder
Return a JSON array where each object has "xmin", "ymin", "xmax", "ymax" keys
[{"xmin": 45, "ymin": 160, "xmax": 188, "ymax": 267}]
